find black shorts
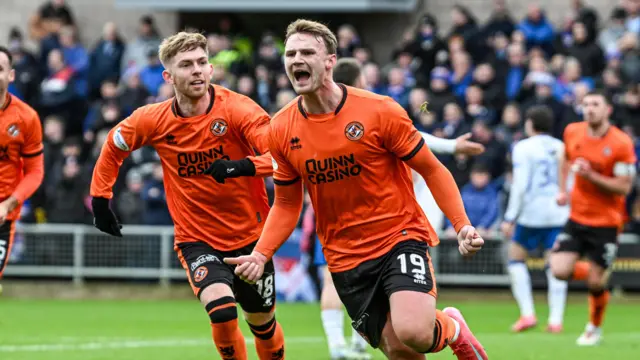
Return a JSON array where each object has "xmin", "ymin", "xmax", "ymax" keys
[
  {"xmin": 331, "ymin": 240, "xmax": 436, "ymax": 349},
  {"xmin": 553, "ymin": 219, "xmax": 619, "ymax": 269},
  {"xmin": 177, "ymin": 240, "xmax": 276, "ymax": 313},
  {"xmin": 0, "ymin": 221, "xmax": 15, "ymax": 277}
]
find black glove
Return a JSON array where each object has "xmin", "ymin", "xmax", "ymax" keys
[
  {"xmin": 204, "ymin": 158, "xmax": 256, "ymax": 184},
  {"xmin": 91, "ymin": 197, "xmax": 123, "ymax": 237}
]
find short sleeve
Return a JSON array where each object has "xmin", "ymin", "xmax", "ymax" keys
[
  {"xmin": 21, "ymin": 110, "xmax": 44, "ymax": 157},
  {"xmin": 108, "ymin": 107, "xmax": 152, "ymax": 153},
  {"xmin": 268, "ymin": 122, "xmax": 300, "ymax": 185},
  {"xmin": 562, "ymin": 124, "xmax": 575, "ymax": 159},
  {"xmin": 380, "ymin": 97, "xmax": 425, "ymax": 161}
]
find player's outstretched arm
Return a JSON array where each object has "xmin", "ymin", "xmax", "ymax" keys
[
  {"xmin": 204, "ymin": 95, "xmax": 273, "ymax": 183},
  {"xmin": 420, "ymin": 131, "xmax": 485, "ymax": 156},
  {"xmin": 405, "ymin": 146, "xmax": 484, "ymax": 255},
  {"xmin": 90, "ymin": 109, "xmax": 150, "ymax": 237},
  {"xmin": 224, "ymin": 181, "xmax": 304, "ymax": 282}
]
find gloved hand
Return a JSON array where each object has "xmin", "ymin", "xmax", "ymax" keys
[
  {"xmin": 91, "ymin": 197, "xmax": 123, "ymax": 237},
  {"xmin": 204, "ymin": 158, "xmax": 256, "ymax": 184}
]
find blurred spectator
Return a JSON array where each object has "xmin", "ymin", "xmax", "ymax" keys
[
  {"xmin": 139, "ymin": 49, "xmax": 164, "ymax": 97},
  {"xmin": 450, "ymin": 51, "xmax": 474, "ymax": 99},
  {"xmin": 45, "ymin": 138, "xmax": 90, "ymax": 224},
  {"xmin": 599, "ymin": 7, "xmax": 628, "ymax": 53},
  {"xmin": 564, "ymin": 21, "xmax": 605, "ymax": 77},
  {"xmin": 39, "ymin": 49, "xmax": 79, "ymax": 126},
  {"xmin": 8, "ymin": 28, "xmax": 41, "ymax": 104},
  {"xmin": 505, "ymin": 43, "xmax": 526, "ymax": 101},
  {"xmin": 445, "ymin": 163, "xmax": 500, "ymax": 235},
  {"xmin": 518, "ymin": 4, "xmax": 555, "ymax": 56},
  {"xmin": 448, "ymin": 5, "xmax": 482, "ymax": 59},
  {"xmin": 623, "ymin": 0, "xmax": 640, "ymax": 33},
  {"xmin": 29, "ymin": 0, "xmax": 75, "ymax": 41},
  {"xmin": 121, "ymin": 15, "xmax": 162, "ymax": 74},
  {"xmin": 483, "ymin": 0, "xmax": 516, "ymax": 39},
  {"xmin": 384, "ymin": 67, "xmax": 410, "ymax": 109},
  {"xmin": 141, "ymin": 163, "xmax": 172, "ymax": 225},
  {"xmin": 439, "ymin": 102, "xmax": 470, "ymax": 139},
  {"xmin": 465, "ymin": 85, "xmax": 497, "ymax": 124},
  {"xmin": 409, "ymin": 14, "xmax": 446, "ymax": 86},
  {"xmin": 427, "ymin": 67, "xmax": 456, "ymax": 120},
  {"xmin": 471, "ymin": 120, "xmax": 507, "ymax": 179},
  {"xmin": 116, "ymin": 169, "xmax": 144, "ymax": 225},
  {"xmin": 407, "ymin": 87, "xmax": 428, "ymax": 124},
  {"xmin": 89, "ymin": 22, "xmax": 126, "ymax": 99},
  {"xmin": 59, "ymin": 26, "xmax": 89, "ymax": 98},
  {"xmin": 337, "ymin": 25, "xmax": 360, "ymax": 58},
  {"xmin": 119, "ymin": 68, "xmax": 150, "ymax": 116},
  {"xmin": 494, "ymin": 103, "xmax": 524, "ymax": 144}
]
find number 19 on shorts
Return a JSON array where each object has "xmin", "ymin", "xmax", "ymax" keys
[{"xmin": 397, "ymin": 253, "xmax": 428, "ymax": 285}]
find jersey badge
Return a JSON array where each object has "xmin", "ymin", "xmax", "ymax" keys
[
  {"xmin": 210, "ymin": 119, "xmax": 228, "ymax": 137},
  {"xmin": 345, "ymin": 122, "xmax": 364, "ymax": 141},
  {"xmin": 7, "ymin": 124, "xmax": 19, "ymax": 137}
]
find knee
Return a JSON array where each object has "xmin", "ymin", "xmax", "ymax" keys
[
  {"xmin": 586, "ymin": 274, "xmax": 607, "ymax": 291},
  {"xmin": 394, "ymin": 323, "xmax": 434, "ymax": 352},
  {"xmin": 549, "ymin": 258, "xmax": 572, "ymax": 281},
  {"xmin": 245, "ymin": 310, "xmax": 275, "ymax": 327},
  {"xmin": 205, "ymin": 296, "xmax": 238, "ymax": 325}
]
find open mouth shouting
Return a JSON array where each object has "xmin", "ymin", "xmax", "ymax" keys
[{"xmin": 293, "ymin": 69, "xmax": 311, "ymax": 85}]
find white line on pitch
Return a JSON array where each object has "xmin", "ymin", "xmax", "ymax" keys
[{"xmin": 0, "ymin": 337, "xmax": 324, "ymax": 353}]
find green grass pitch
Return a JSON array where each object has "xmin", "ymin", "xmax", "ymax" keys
[{"xmin": 0, "ymin": 295, "xmax": 638, "ymax": 359}]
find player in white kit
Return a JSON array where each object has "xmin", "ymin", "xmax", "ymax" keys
[
  {"xmin": 312, "ymin": 58, "xmax": 484, "ymax": 360},
  {"xmin": 500, "ymin": 105, "xmax": 570, "ymax": 333}
]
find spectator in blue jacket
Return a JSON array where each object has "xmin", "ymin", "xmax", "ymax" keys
[
  {"xmin": 445, "ymin": 162, "xmax": 500, "ymax": 234},
  {"xmin": 518, "ymin": 5, "xmax": 555, "ymax": 56},
  {"xmin": 139, "ymin": 48, "xmax": 164, "ymax": 97},
  {"xmin": 89, "ymin": 22, "xmax": 126, "ymax": 99},
  {"xmin": 58, "ymin": 26, "xmax": 88, "ymax": 99}
]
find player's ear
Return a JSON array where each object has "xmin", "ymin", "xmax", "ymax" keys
[
  {"xmin": 162, "ymin": 69, "xmax": 173, "ymax": 85},
  {"xmin": 326, "ymin": 54, "xmax": 337, "ymax": 71},
  {"xmin": 8, "ymin": 68, "xmax": 15, "ymax": 83}
]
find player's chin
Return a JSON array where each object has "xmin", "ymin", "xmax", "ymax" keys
[{"xmin": 292, "ymin": 82, "xmax": 315, "ymax": 95}]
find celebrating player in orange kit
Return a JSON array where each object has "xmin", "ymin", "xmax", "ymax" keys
[
  {"xmin": 225, "ymin": 20, "xmax": 488, "ymax": 360},
  {"xmin": 89, "ymin": 32, "xmax": 285, "ymax": 360},
  {"xmin": 550, "ymin": 89, "xmax": 636, "ymax": 346},
  {"xmin": 0, "ymin": 46, "xmax": 45, "ymax": 293}
]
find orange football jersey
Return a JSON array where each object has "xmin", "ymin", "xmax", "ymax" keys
[
  {"xmin": 0, "ymin": 94, "xmax": 44, "ymax": 221},
  {"xmin": 268, "ymin": 85, "xmax": 434, "ymax": 272},
  {"xmin": 91, "ymin": 85, "xmax": 272, "ymax": 251},
  {"xmin": 564, "ymin": 121, "xmax": 636, "ymax": 228}
]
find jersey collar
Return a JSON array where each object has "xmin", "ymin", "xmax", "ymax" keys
[
  {"xmin": 0, "ymin": 92, "xmax": 12, "ymax": 112},
  {"xmin": 297, "ymin": 83, "xmax": 348, "ymax": 119},
  {"xmin": 171, "ymin": 85, "xmax": 215, "ymax": 118}
]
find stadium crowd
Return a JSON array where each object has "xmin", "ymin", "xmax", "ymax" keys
[{"xmin": 7, "ymin": 0, "xmax": 640, "ymax": 233}]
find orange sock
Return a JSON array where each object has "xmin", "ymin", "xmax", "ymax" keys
[
  {"xmin": 572, "ymin": 261, "xmax": 589, "ymax": 281},
  {"xmin": 426, "ymin": 310, "xmax": 457, "ymax": 353},
  {"xmin": 249, "ymin": 317, "xmax": 285, "ymax": 360},
  {"xmin": 588, "ymin": 289, "xmax": 610, "ymax": 327},
  {"xmin": 207, "ymin": 297, "xmax": 248, "ymax": 360}
]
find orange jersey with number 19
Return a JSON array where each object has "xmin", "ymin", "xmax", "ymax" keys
[{"xmin": 267, "ymin": 85, "xmax": 435, "ymax": 272}]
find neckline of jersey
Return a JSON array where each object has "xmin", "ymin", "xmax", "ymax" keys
[
  {"xmin": 170, "ymin": 85, "xmax": 215, "ymax": 122},
  {"xmin": 297, "ymin": 83, "xmax": 348, "ymax": 122},
  {"xmin": 0, "ymin": 93, "xmax": 13, "ymax": 114},
  {"xmin": 583, "ymin": 123, "xmax": 611, "ymax": 140}
]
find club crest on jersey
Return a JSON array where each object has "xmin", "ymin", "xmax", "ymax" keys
[
  {"xmin": 210, "ymin": 119, "xmax": 228, "ymax": 137},
  {"xmin": 345, "ymin": 122, "xmax": 364, "ymax": 141},
  {"xmin": 7, "ymin": 124, "xmax": 19, "ymax": 137},
  {"xmin": 193, "ymin": 266, "xmax": 208, "ymax": 282},
  {"xmin": 603, "ymin": 146, "xmax": 611, "ymax": 156}
]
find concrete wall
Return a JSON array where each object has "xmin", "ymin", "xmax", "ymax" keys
[
  {"xmin": 0, "ymin": 0, "xmax": 620, "ymax": 61},
  {"xmin": 0, "ymin": 0, "xmax": 177, "ymax": 51}
]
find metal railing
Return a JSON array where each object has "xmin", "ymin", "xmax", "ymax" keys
[{"xmin": 5, "ymin": 223, "xmax": 640, "ymax": 287}]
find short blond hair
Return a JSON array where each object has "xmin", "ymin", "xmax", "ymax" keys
[
  {"xmin": 285, "ymin": 19, "xmax": 338, "ymax": 55},
  {"xmin": 158, "ymin": 31, "xmax": 208, "ymax": 67}
]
